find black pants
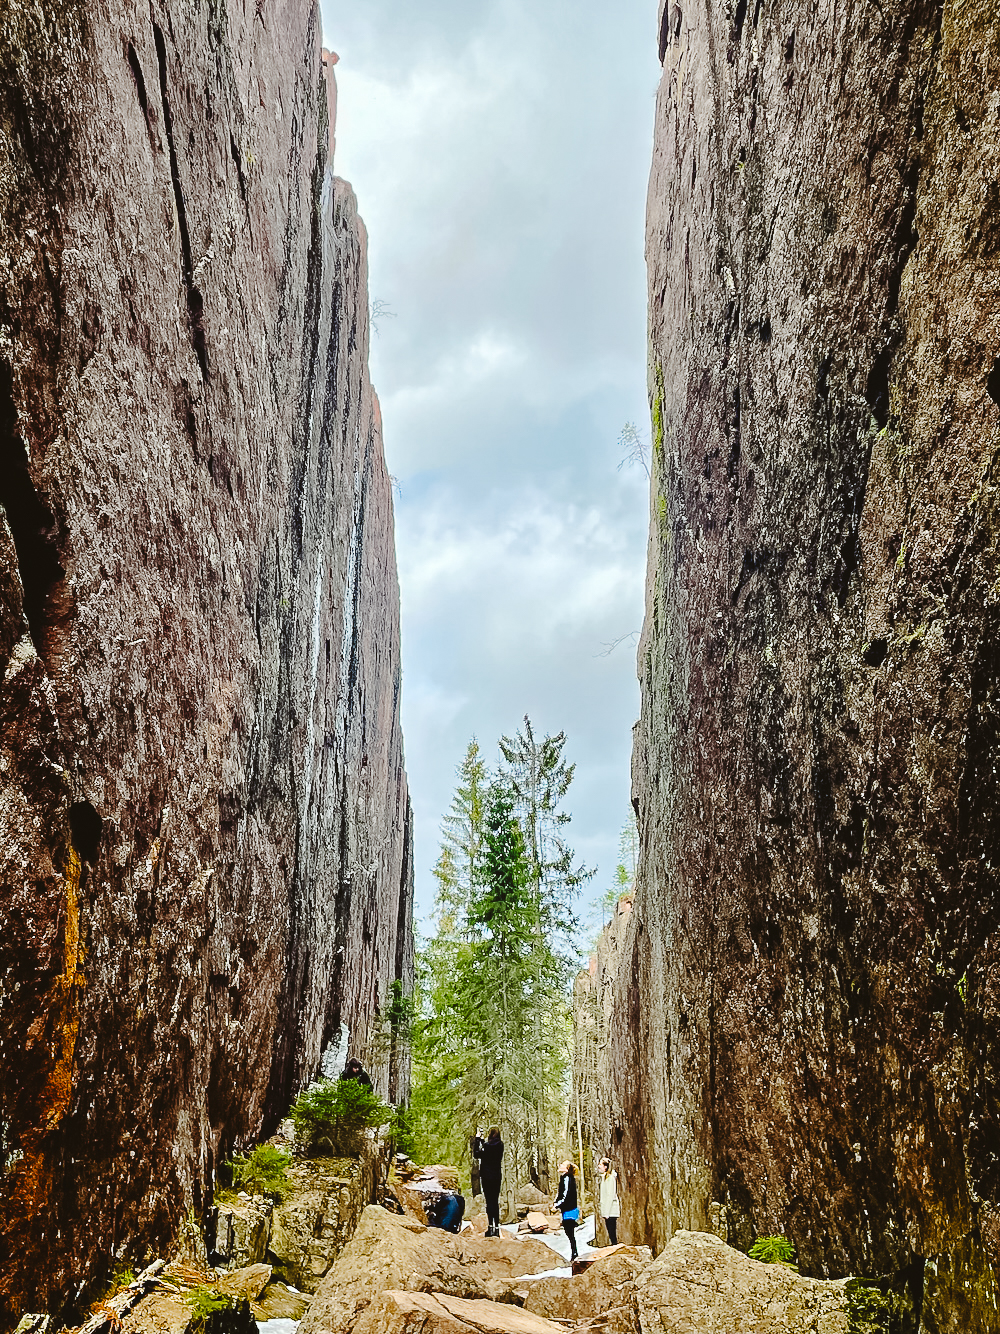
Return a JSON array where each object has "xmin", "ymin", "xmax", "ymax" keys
[
  {"xmin": 605, "ymin": 1216, "xmax": 617, "ymax": 1244},
  {"xmin": 482, "ymin": 1182, "xmax": 501, "ymax": 1229},
  {"xmin": 562, "ymin": 1217, "xmax": 578, "ymax": 1259}
]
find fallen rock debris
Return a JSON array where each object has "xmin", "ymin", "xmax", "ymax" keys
[{"xmin": 23, "ymin": 1158, "xmax": 860, "ymax": 1334}]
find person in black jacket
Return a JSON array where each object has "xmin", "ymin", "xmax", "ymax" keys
[
  {"xmin": 472, "ymin": 1127, "xmax": 504, "ymax": 1237},
  {"xmin": 340, "ymin": 1058, "xmax": 372, "ymax": 1087},
  {"xmin": 553, "ymin": 1160, "xmax": 580, "ymax": 1261}
]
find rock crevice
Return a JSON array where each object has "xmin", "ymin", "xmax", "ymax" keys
[
  {"xmin": 612, "ymin": 0, "xmax": 1000, "ymax": 1327},
  {"xmin": 0, "ymin": 0, "xmax": 411, "ymax": 1320}
]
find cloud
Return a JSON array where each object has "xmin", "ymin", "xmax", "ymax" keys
[{"xmin": 320, "ymin": 0, "xmax": 661, "ymax": 924}]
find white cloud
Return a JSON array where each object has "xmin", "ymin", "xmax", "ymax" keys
[{"xmin": 321, "ymin": 0, "xmax": 661, "ymax": 922}]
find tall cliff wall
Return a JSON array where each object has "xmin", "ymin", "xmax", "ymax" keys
[
  {"xmin": 616, "ymin": 0, "xmax": 1000, "ymax": 1328},
  {"xmin": 0, "ymin": 0, "xmax": 412, "ymax": 1321}
]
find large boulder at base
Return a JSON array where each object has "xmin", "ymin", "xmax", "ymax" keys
[
  {"xmin": 208, "ymin": 1198, "xmax": 272, "ymax": 1268},
  {"xmin": 352, "ymin": 1291, "xmax": 568, "ymax": 1334},
  {"xmin": 635, "ymin": 1233, "xmax": 849, "ymax": 1334},
  {"xmin": 268, "ymin": 1150, "xmax": 381, "ymax": 1292},
  {"xmin": 256, "ymin": 1281, "xmax": 311, "ymax": 1321},
  {"xmin": 214, "ymin": 1264, "xmax": 272, "ymax": 1302},
  {"xmin": 523, "ymin": 1248, "xmax": 652, "ymax": 1321},
  {"xmin": 299, "ymin": 1206, "xmax": 561, "ymax": 1334},
  {"xmin": 120, "ymin": 1293, "xmax": 256, "ymax": 1334}
]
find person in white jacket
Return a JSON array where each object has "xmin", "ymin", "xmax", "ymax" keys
[{"xmin": 598, "ymin": 1157, "xmax": 621, "ymax": 1244}]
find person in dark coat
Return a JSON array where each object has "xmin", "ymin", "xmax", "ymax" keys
[
  {"xmin": 340, "ymin": 1058, "xmax": 372, "ymax": 1087},
  {"xmin": 472, "ymin": 1127, "xmax": 504, "ymax": 1237},
  {"xmin": 433, "ymin": 1191, "xmax": 466, "ymax": 1233},
  {"xmin": 553, "ymin": 1160, "xmax": 580, "ymax": 1260}
]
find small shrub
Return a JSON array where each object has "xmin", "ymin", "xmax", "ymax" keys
[
  {"xmin": 290, "ymin": 1077, "xmax": 393, "ymax": 1155},
  {"xmin": 749, "ymin": 1235, "xmax": 797, "ymax": 1268},
  {"xmin": 845, "ymin": 1278, "xmax": 906, "ymax": 1334},
  {"xmin": 185, "ymin": 1286, "xmax": 232, "ymax": 1325},
  {"xmin": 104, "ymin": 1263, "xmax": 136, "ymax": 1298},
  {"xmin": 225, "ymin": 1143, "xmax": 291, "ymax": 1199}
]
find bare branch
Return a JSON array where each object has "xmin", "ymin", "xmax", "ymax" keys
[
  {"xmin": 617, "ymin": 421, "xmax": 650, "ymax": 479},
  {"xmin": 595, "ymin": 630, "xmax": 640, "ymax": 658}
]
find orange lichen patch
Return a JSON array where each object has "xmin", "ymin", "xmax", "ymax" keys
[
  {"xmin": 33, "ymin": 845, "xmax": 85, "ymax": 1130},
  {"xmin": 1, "ymin": 842, "xmax": 87, "ymax": 1312}
]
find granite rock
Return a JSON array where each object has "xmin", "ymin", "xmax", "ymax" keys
[
  {"xmin": 267, "ymin": 1149, "xmax": 383, "ymax": 1292},
  {"xmin": 522, "ymin": 1249, "xmax": 650, "ymax": 1323},
  {"xmin": 0, "ymin": 0, "xmax": 411, "ymax": 1320},
  {"xmin": 351, "ymin": 1291, "xmax": 566, "ymax": 1334},
  {"xmin": 636, "ymin": 1232, "xmax": 848, "ymax": 1334},
  {"xmin": 299, "ymin": 1205, "xmax": 560, "ymax": 1334},
  {"xmin": 616, "ymin": 0, "xmax": 1000, "ymax": 1327}
]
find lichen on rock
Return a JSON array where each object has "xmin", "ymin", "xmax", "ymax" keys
[
  {"xmin": 612, "ymin": 0, "xmax": 1000, "ymax": 1327},
  {"xmin": 0, "ymin": 0, "xmax": 412, "ymax": 1322}
]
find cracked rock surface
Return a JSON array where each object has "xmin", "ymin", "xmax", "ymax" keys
[
  {"xmin": 616, "ymin": 0, "xmax": 1000, "ymax": 1327},
  {"xmin": 0, "ymin": 0, "xmax": 412, "ymax": 1321}
]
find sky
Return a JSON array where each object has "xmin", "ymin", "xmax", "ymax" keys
[{"xmin": 320, "ymin": 0, "xmax": 662, "ymax": 932}]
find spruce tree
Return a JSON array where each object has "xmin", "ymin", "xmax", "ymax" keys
[
  {"xmin": 410, "ymin": 728, "xmax": 589, "ymax": 1210},
  {"xmin": 497, "ymin": 717, "xmax": 592, "ymax": 1188}
]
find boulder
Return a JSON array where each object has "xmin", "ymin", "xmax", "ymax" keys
[
  {"xmin": 635, "ymin": 1232, "xmax": 849, "ymax": 1334},
  {"xmin": 424, "ymin": 1168, "xmax": 463, "ymax": 1192},
  {"xmin": 299, "ymin": 1205, "xmax": 563, "ymax": 1334},
  {"xmin": 268, "ymin": 1150, "xmax": 381, "ymax": 1292},
  {"xmin": 514, "ymin": 1186, "xmax": 550, "ymax": 1210},
  {"xmin": 215, "ymin": 1264, "xmax": 272, "ymax": 1302},
  {"xmin": 523, "ymin": 1248, "xmax": 652, "ymax": 1322},
  {"xmin": 352, "ymin": 1291, "xmax": 568, "ymax": 1334},
  {"xmin": 256, "ymin": 1281, "xmax": 311, "ymax": 1321},
  {"xmin": 396, "ymin": 1165, "xmax": 462, "ymax": 1224},
  {"xmin": 587, "ymin": 1246, "xmax": 653, "ymax": 1265},
  {"xmin": 120, "ymin": 1292, "xmax": 193, "ymax": 1334},
  {"xmin": 208, "ymin": 1199, "xmax": 272, "ymax": 1268}
]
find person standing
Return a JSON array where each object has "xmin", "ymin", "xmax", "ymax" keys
[
  {"xmin": 473, "ymin": 1127, "xmax": 504, "ymax": 1237},
  {"xmin": 598, "ymin": 1157, "xmax": 621, "ymax": 1244},
  {"xmin": 553, "ymin": 1161, "xmax": 581, "ymax": 1261}
]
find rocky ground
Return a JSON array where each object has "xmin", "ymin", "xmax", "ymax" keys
[{"xmin": 13, "ymin": 1155, "xmax": 872, "ymax": 1334}]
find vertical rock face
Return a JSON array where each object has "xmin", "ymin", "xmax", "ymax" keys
[
  {"xmin": 572, "ymin": 896, "xmax": 633, "ymax": 1245},
  {"xmin": 0, "ymin": 0, "xmax": 412, "ymax": 1320},
  {"xmin": 619, "ymin": 0, "xmax": 1000, "ymax": 1327}
]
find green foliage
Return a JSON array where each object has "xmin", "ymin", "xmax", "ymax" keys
[
  {"xmin": 290, "ymin": 1076, "xmax": 393, "ymax": 1155},
  {"xmin": 225, "ymin": 1143, "xmax": 290, "ymax": 1199},
  {"xmin": 411, "ymin": 720, "xmax": 587, "ymax": 1192},
  {"xmin": 185, "ymin": 1287, "xmax": 232, "ymax": 1325},
  {"xmin": 363, "ymin": 978, "xmax": 417, "ymax": 1079},
  {"xmin": 845, "ymin": 1279, "xmax": 895, "ymax": 1334},
  {"xmin": 433, "ymin": 738, "xmax": 488, "ymax": 919},
  {"xmin": 389, "ymin": 1102, "xmax": 417, "ymax": 1158},
  {"xmin": 588, "ymin": 815, "xmax": 638, "ymax": 941},
  {"xmin": 651, "ymin": 365, "xmax": 665, "ymax": 460},
  {"xmin": 749, "ymin": 1235, "xmax": 797, "ymax": 1267},
  {"xmin": 498, "ymin": 716, "xmax": 594, "ymax": 963},
  {"xmin": 105, "ymin": 1264, "xmax": 136, "ymax": 1296}
]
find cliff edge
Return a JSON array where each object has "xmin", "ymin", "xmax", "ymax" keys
[
  {"xmin": 617, "ymin": 0, "xmax": 1000, "ymax": 1327},
  {"xmin": 0, "ymin": 0, "xmax": 412, "ymax": 1321}
]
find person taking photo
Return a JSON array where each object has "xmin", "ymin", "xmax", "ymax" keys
[{"xmin": 472, "ymin": 1126, "xmax": 504, "ymax": 1238}]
